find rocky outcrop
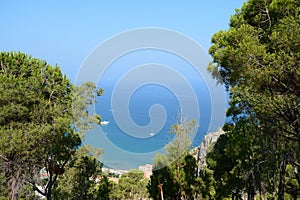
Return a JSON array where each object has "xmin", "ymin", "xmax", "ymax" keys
[{"xmin": 192, "ymin": 129, "xmax": 224, "ymax": 173}]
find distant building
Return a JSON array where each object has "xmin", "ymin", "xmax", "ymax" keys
[
  {"xmin": 101, "ymin": 167, "xmax": 129, "ymax": 183},
  {"xmin": 138, "ymin": 164, "xmax": 153, "ymax": 178},
  {"xmin": 102, "ymin": 167, "xmax": 128, "ymax": 176},
  {"xmin": 39, "ymin": 168, "xmax": 49, "ymax": 179}
]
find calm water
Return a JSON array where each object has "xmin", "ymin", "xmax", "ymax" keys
[
  {"xmin": 83, "ymin": 49, "xmax": 224, "ymax": 169},
  {"xmin": 84, "ymin": 82, "xmax": 215, "ymax": 169}
]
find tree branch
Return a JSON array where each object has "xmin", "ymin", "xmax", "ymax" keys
[
  {"xmin": 27, "ymin": 180, "xmax": 46, "ymax": 196},
  {"xmin": 0, "ymin": 154, "xmax": 9, "ymax": 162}
]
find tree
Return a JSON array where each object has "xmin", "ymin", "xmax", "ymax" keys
[
  {"xmin": 208, "ymin": 0, "xmax": 300, "ymax": 198},
  {"xmin": 69, "ymin": 151, "xmax": 102, "ymax": 200},
  {"xmin": 206, "ymin": 134, "xmax": 238, "ymax": 199},
  {"xmin": 72, "ymin": 82, "xmax": 103, "ymax": 138},
  {"xmin": 52, "ymin": 146, "xmax": 103, "ymax": 200},
  {"xmin": 0, "ymin": 52, "xmax": 103, "ymax": 200},
  {"xmin": 148, "ymin": 120, "xmax": 199, "ymax": 200},
  {"xmin": 118, "ymin": 169, "xmax": 149, "ymax": 200},
  {"xmin": 53, "ymin": 146, "xmax": 102, "ymax": 200},
  {"xmin": 285, "ymin": 164, "xmax": 300, "ymax": 200},
  {"xmin": 28, "ymin": 81, "xmax": 102, "ymax": 200},
  {"xmin": 93, "ymin": 175, "xmax": 111, "ymax": 200},
  {"xmin": 148, "ymin": 154, "xmax": 177, "ymax": 200},
  {"xmin": 105, "ymin": 169, "xmax": 149, "ymax": 200},
  {"xmin": 0, "ymin": 52, "xmax": 80, "ymax": 200},
  {"xmin": 0, "ymin": 167, "xmax": 8, "ymax": 199},
  {"xmin": 198, "ymin": 167, "xmax": 216, "ymax": 200}
]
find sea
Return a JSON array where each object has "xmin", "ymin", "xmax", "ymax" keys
[{"xmin": 81, "ymin": 49, "xmax": 226, "ymax": 170}]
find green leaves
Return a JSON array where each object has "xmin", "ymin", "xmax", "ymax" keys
[
  {"xmin": 107, "ymin": 169, "xmax": 149, "ymax": 200},
  {"xmin": 148, "ymin": 120, "xmax": 201, "ymax": 200},
  {"xmin": 0, "ymin": 52, "xmax": 103, "ymax": 199},
  {"xmin": 207, "ymin": 0, "xmax": 300, "ymax": 198}
]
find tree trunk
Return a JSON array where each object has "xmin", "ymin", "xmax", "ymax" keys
[
  {"xmin": 248, "ymin": 188, "xmax": 255, "ymax": 200},
  {"xmin": 248, "ymin": 172, "xmax": 256, "ymax": 200},
  {"xmin": 5, "ymin": 161, "xmax": 20, "ymax": 200},
  {"xmin": 295, "ymin": 169, "xmax": 300, "ymax": 191},
  {"xmin": 46, "ymin": 187, "xmax": 52, "ymax": 200},
  {"xmin": 45, "ymin": 176, "xmax": 53, "ymax": 200},
  {"xmin": 158, "ymin": 183, "xmax": 164, "ymax": 200},
  {"xmin": 258, "ymin": 180, "xmax": 263, "ymax": 200},
  {"xmin": 278, "ymin": 159, "xmax": 287, "ymax": 200}
]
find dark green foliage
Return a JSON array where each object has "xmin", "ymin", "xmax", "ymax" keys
[
  {"xmin": 208, "ymin": 0, "xmax": 300, "ymax": 199},
  {"xmin": 0, "ymin": 52, "xmax": 81, "ymax": 200},
  {"xmin": 0, "ymin": 168, "xmax": 8, "ymax": 198},
  {"xmin": 206, "ymin": 134, "xmax": 238, "ymax": 199},
  {"xmin": 0, "ymin": 52, "xmax": 104, "ymax": 200},
  {"xmin": 148, "ymin": 120, "xmax": 203, "ymax": 200},
  {"xmin": 71, "ymin": 155, "xmax": 102, "ymax": 199},
  {"xmin": 94, "ymin": 176, "xmax": 111, "ymax": 200},
  {"xmin": 148, "ymin": 163, "xmax": 178, "ymax": 200},
  {"xmin": 53, "ymin": 147, "xmax": 103, "ymax": 200}
]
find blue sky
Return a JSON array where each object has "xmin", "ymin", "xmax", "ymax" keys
[{"xmin": 1, "ymin": 1, "xmax": 246, "ymax": 81}]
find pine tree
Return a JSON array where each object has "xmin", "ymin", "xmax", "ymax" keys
[{"xmin": 208, "ymin": 0, "xmax": 300, "ymax": 198}]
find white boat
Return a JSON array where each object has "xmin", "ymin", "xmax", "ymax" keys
[
  {"xmin": 101, "ymin": 121, "xmax": 110, "ymax": 125},
  {"xmin": 149, "ymin": 130, "xmax": 155, "ymax": 136}
]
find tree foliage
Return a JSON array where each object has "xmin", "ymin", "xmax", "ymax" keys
[
  {"xmin": 105, "ymin": 169, "xmax": 149, "ymax": 200},
  {"xmin": 0, "ymin": 52, "xmax": 103, "ymax": 200},
  {"xmin": 148, "ymin": 120, "xmax": 202, "ymax": 200},
  {"xmin": 0, "ymin": 52, "xmax": 80, "ymax": 200},
  {"xmin": 208, "ymin": 0, "xmax": 300, "ymax": 199},
  {"xmin": 52, "ymin": 147, "xmax": 103, "ymax": 200}
]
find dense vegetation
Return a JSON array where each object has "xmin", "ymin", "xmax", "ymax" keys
[
  {"xmin": 0, "ymin": 52, "xmax": 103, "ymax": 200},
  {"xmin": 206, "ymin": 0, "xmax": 300, "ymax": 199},
  {"xmin": 0, "ymin": 0, "xmax": 299, "ymax": 199},
  {"xmin": 148, "ymin": 120, "xmax": 218, "ymax": 200},
  {"xmin": 148, "ymin": 0, "xmax": 300, "ymax": 199}
]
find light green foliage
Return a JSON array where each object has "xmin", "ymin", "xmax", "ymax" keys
[
  {"xmin": 108, "ymin": 181, "xmax": 123, "ymax": 200},
  {"xmin": 208, "ymin": 0, "xmax": 300, "ymax": 199},
  {"xmin": 72, "ymin": 82, "xmax": 103, "ymax": 138},
  {"xmin": 51, "ymin": 81, "xmax": 105, "ymax": 200},
  {"xmin": 108, "ymin": 169, "xmax": 149, "ymax": 200},
  {"xmin": 118, "ymin": 169, "xmax": 149, "ymax": 200},
  {"xmin": 29, "ymin": 76, "xmax": 103, "ymax": 200},
  {"xmin": 166, "ymin": 120, "xmax": 196, "ymax": 162},
  {"xmin": 285, "ymin": 164, "xmax": 300, "ymax": 199},
  {"xmin": 148, "ymin": 120, "xmax": 203, "ymax": 200}
]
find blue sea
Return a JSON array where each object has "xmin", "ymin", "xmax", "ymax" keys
[{"xmin": 82, "ymin": 49, "xmax": 226, "ymax": 170}]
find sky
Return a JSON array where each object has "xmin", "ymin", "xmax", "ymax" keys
[{"xmin": 1, "ymin": 1, "xmax": 246, "ymax": 82}]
